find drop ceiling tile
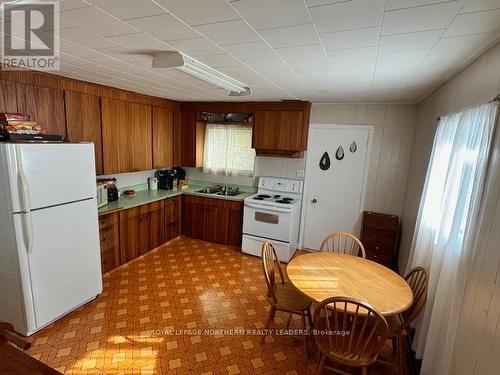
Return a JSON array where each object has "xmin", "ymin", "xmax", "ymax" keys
[
  {"xmin": 195, "ymin": 53, "xmax": 243, "ymax": 68},
  {"xmin": 321, "ymin": 27, "xmax": 380, "ymax": 50},
  {"xmin": 223, "ymin": 41, "xmax": 276, "ymax": 59},
  {"xmin": 231, "ymin": 0, "xmax": 310, "ymax": 30},
  {"xmin": 327, "ymin": 46, "xmax": 378, "ymax": 64},
  {"xmin": 275, "ymin": 45, "xmax": 326, "ymax": 62},
  {"xmin": 88, "ymin": 0, "xmax": 166, "ymax": 20},
  {"xmin": 258, "ymin": 24, "xmax": 320, "ymax": 48},
  {"xmin": 59, "ymin": 0, "xmax": 89, "ymax": 12},
  {"xmin": 126, "ymin": 14, "xmax": 199, "ymax": 41},
  {"xmin": 385, "ymin": 0, "xmax": 461, "ymax": 11},
  {"xmin": 60, "ymin": 27, "xmax": 120, "ymax": 49},
  {"xmin": 310, "ymin": 0, "xmax": 384, "ymax": 33},
  {"xmin": 461, "ymin": 0, "xmax": 500, "ymax": 13},
  {"xmin": 434, "ymin": 32, "xmax": 498, "ymax": 52},
  {"xmin": 155, "ymin": 0, "xmax": 239, "ymax": 26},
  {"xmin": 288, "ymin": 58, "xmax": 331, "ymax": 73},
  {"xmin": 443, "ymin": 9, "xmax": 500, "ymax": 37},
  {"xmin": 306, "ymin": 0, "xmax": 347, "ymax": 6},
  {"xmin": 60, "ymin": 6, "xmax": 137, "ymax": 37},
  {"xmin": 195, "ymin": 19, "xmax": 261, "ymax": 45},
  {"xmin": 379, "ymin": 29, "xmax": 442, "ymax": 52},
  {"xmin": 382, "ymin": 2, "xmax": 461, "ymax": 35},
  {"xmin": 168, "ymin": 37, "xmax": 225, "ymax": 56},
  {"xmin": 376, "ymin": 49, "xmax": 429, "ymax": 67},
  {"xmin": 107, "ymin": 33, "xmax": 172, "ymax": 50}
]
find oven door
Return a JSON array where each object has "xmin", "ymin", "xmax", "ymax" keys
[{"xmin": 243, "ymin": 201, "xmax": 292, "ymax": 242}]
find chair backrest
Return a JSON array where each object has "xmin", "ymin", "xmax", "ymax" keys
[
  {"xmin": 398, "ymin": 266, "xmax": 428, "ymax": 334},
  {"xmin": 313, "ymin": 297, "xmax": 389, "ymax": 367},
  {"xmin": 261, "ymin": 241, "xmax": 285, "ymax": 304},
  {"xmin": 320, "ymin": 231, "xmax": 366, "ymax": 258}
]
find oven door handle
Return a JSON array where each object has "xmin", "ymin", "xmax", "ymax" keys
[{"xmin": 244, "ymin": 202, "xmax": 291, "ymax": 213}]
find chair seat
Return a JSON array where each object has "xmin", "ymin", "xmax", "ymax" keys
[{"xmin": 269, "ymin": 282, "xmax": 311, "ymax": 312}]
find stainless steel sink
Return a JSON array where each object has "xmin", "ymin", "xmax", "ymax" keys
[{"xmin": 196, "ymin": 185, "xmax": 240, "ymax": 196}]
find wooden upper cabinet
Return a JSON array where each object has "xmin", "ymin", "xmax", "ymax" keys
[
  {"xmin": 253, "ymin": 110, "xmax": 309, "ymax": 154},
  {"xmin": 179, "ymin": 110, "xmax": 196, "ymax": 167},
  {"xmin": 64, "ymin": 91, "xmax": 103, "ymax": 175},
  {"xmin": 152, "ymin": 106, "xmax": 174, "ymax": 169},
  {"xmin": 0, "ymin": 80, "xmax": 18, "ymax": 112},
  {"xmin": 101, "ymin": 98, "xmax": 152, "ymax": 174},
  {"xmin": 16, "ymin": 83, "xmax": 66, "ymax": 138}
]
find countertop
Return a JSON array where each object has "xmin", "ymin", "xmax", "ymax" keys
[{"xmin": 98, "ymin": 181, "xmax": 255, "ymax": 216}]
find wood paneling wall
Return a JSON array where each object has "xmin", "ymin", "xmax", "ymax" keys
[
  {"xmin": 399, "ymin": 41, "xmax": 500, "ymax": 375},
  {"xmin": 310, "ymin": 103, "xmax": 417, "ymax": 217}
]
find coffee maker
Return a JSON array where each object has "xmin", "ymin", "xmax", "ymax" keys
[{"xmin": 155, "ymin": 169, "xmax": 176, "ymax": 190}]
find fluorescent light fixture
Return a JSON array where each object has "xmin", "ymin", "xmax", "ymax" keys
[{"xmin": 152, "ymin": 51, "xmax": 251, "ymax": 96}]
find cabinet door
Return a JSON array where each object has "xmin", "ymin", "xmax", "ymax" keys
[
  {"xmin": 228, "ymin": 207, "xmax": 243, "ymax": 247},
  {"xmin": 101, "ymin": 98, "xmax": 152, "ymax": 173},
  {"xmin": 119, "ymin": 214, "xmax": 143, "ymax": 264},
  {"xmin": 153, "ymin": 106, "xmax": 174, "ymax": 168},
  {"xmin": 192, "ymin": 204, "xmax": 205, "ymax": 240},
  {"xmin": 65, "ymin": 91, "xmax": 103, "ymax": 175},
  {"xmin": 98, "ymin": 213, "xmax": 120, "ymax": 274},
  {"xmin": 180, "ymin": 110, "xmax": 197, "ymax": 167},
  {"xmin": 0, "ymin": 80, "xmax": 18, "ymax": 112},
  {"xmin": 277, "ymin": 111, "xmax": 305, "ymax": 151},
  {"xmin": 253, "ymin": 110, "xmax": 279, "ymax": 149},
  {"xmin": 16, "ymin": 83, "xmax": 66, "ymax": 138},
  {"xmin": 149, "ymin": 203, "xmax": 165, "ymax": 250}
]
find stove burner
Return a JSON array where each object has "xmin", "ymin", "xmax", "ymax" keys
[
  {"xmin": 276, "ymin": 199, "xmax": 292, "ymax": 204},
  {"xmin": 253, "ymin": 197, "xmax": 264, "ymax": 200},
  {"xmin": 273, "ymin": 195, "xmax": 281, "ymax": 199},
  {"xmin": 257, "ymin": 194, "xmax": 271, "ymax": 199},
  {"xmin": 281, "ymin": 197, "xmax": 294, "ymax": 202}
]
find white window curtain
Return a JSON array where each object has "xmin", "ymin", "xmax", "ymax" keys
[
  {"xmin": 406, "ymin": 101, "xmax": 499, "ymax": 375},
  {"xmin": 203, "ymin": 123, "xmax": 256, "ymax": 176}
]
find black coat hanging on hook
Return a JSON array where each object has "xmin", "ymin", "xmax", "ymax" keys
[
  {"xmin": 350, "ymin": 141, "xmax": 357, "ymax": 153},
  {"xmin": 336, "ymin": 146, "xmax": 344, "ymax": 160},
  {"xmin": 319, "ymin": 151, "xmax": 330, "ymax": 170}
]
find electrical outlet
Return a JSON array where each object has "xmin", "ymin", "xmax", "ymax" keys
[{"xmin": 297, "ymin": 169, "xmax": 305, "ymax": 178}]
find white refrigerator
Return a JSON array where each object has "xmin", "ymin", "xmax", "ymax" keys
[{"xmin": 0, "ymin": 142, "xmax": 102, "ymax": 336}]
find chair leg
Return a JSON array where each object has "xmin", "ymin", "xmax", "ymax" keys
[
  {"xmin": 307, "ymin": 306, "xmax": 314, "ymax": 329},
  {"xmin": 397, "ymin": 335, "xmax": 406, "ymax": 375},
  {"xmin": 316, "ymin": 354, "xmax": 326, "ymax": 375},
  {"xmin": 261, "ymin": 306, "xmax": 276, "ymax": 344},
  {"xmin": 361, "ymin": 367, "xmax": 367, "ymax": 375},
  {"xmin": 391, "ymin": 336, "xmax": 397, "ymax": 360},
  {"xmin": 285, "ymin": 313, "xmax": 293, "ymax": 329},
  {"xmin": 300, "ymin": 311, "xmax": 309, "ymax": 358}
]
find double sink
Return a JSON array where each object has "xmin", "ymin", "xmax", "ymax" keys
[{"xmin": 196, "ymin": 185, "xmax": 241, "ymax": 197}]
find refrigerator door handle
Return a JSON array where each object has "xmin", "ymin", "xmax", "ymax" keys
[
  {"xmin": 15, "ymin": 146, "xmax": 32, "ymax": 213},
  {"xmin": 22, "ymin": 212, "xmax": 34, "ymax": 254}
]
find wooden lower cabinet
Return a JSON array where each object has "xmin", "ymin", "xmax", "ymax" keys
[
  {"xmin": 98, "ymin": 213, "xmax": 120, "ymax": 274},
  {"xmin": 119, "ymin": 201, "xmax": 164, "ymax": 264},
  {"xmin": 182, "ymin": 195, "xmax": 243, "ymax": 246},
  {"xmin": 165, "ymin": 195, "xmax": 182, "ymax": 241}
]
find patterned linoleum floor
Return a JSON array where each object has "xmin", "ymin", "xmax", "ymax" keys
[{"xmin": 26, "ymin": 237, "xmax": 397, "ymax": 375}]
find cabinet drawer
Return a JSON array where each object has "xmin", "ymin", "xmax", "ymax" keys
[
  {"xmin": 99, "ymin": 212, "xmax": 118, "ymax": 229},
  {"xmin": 363, "ymin": 211, "xmax": 398, "ymax": 231},
  {"xmin": 119, "ymin": 201, "xmax": 163, "ymax": 220},
  {"xmin": 366, "ymin": 251, "xmax": 392, "ymax": 267}
]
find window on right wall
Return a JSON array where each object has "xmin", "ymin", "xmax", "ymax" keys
[{"xmin": 203, "ymin": 123, "xmax": 256, "ymax": 176}]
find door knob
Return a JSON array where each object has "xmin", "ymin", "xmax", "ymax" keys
[{"xmin": 311, "ymin": 198, "xmax": 318, "ymax": 204}]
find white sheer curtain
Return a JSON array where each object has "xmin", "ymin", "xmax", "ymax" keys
[
  {"xmin": 203, "ymin": 123, "xmax": 256, "ymax": 176},
  {"xmin": 407, "ymin": 102, "xmax": 499, "ymax": 375}
]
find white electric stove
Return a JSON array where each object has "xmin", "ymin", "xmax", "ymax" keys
[{"xmin": 242, "ymin": 177, "xmax": 303, "ymax": 262}]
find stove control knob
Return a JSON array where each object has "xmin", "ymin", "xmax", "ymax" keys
[{"xmin": 311, "ymin": 198, "xmax": 318, "ymax": 204}]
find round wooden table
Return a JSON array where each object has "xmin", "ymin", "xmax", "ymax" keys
[{"xmin": 287, "ymin": 252, "xmax": 413, "ymax": 315}]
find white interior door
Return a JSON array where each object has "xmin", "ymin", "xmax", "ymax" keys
[
  {"xmin": 14, "ymin": 198, "xmax": 102, "ymax": 331},
  {"xmin": 303, "ymin": 124, "xmax": 372, "ymax": 250}
]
